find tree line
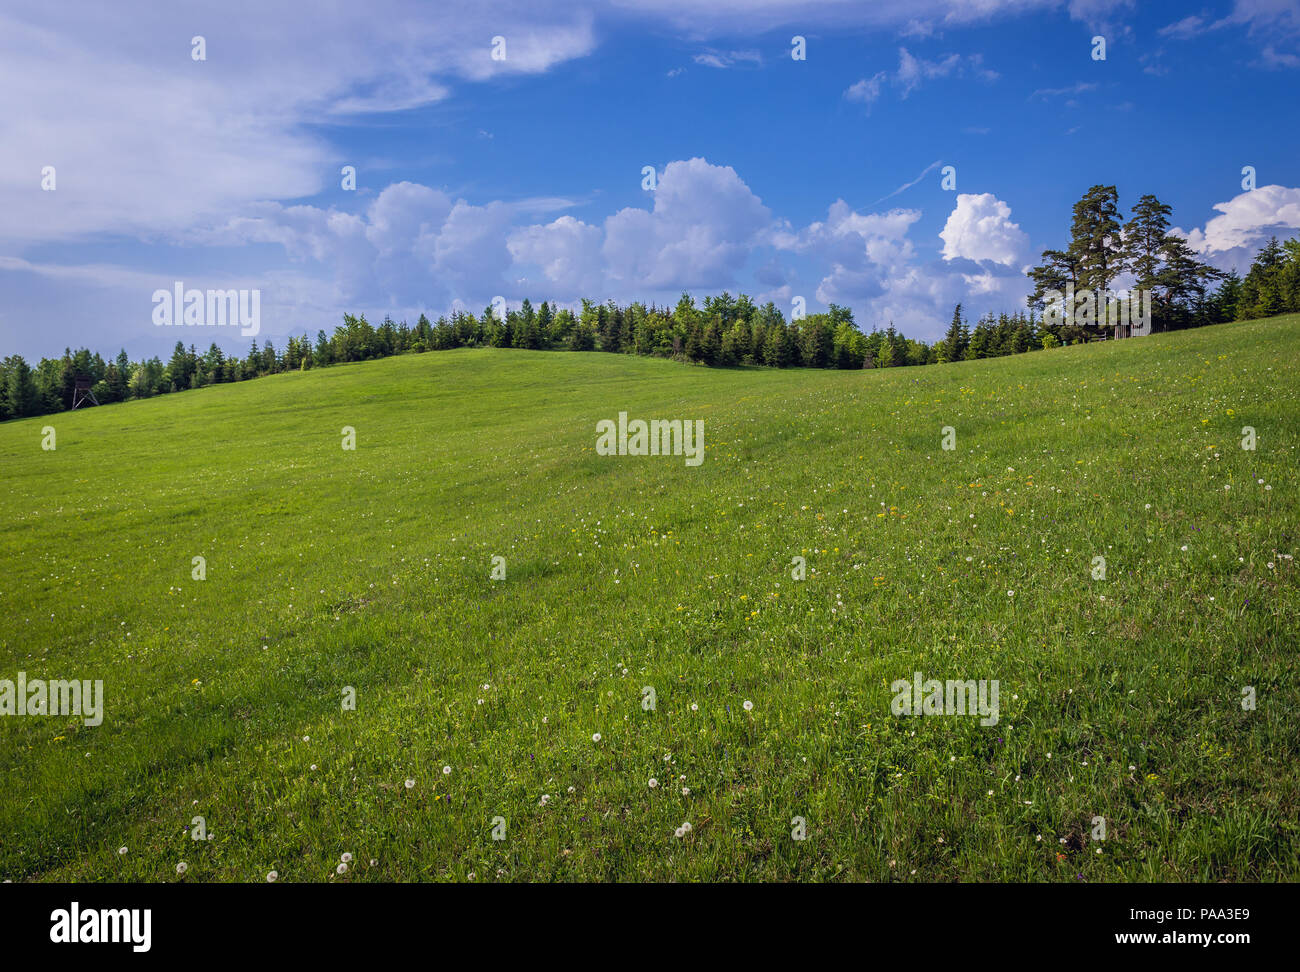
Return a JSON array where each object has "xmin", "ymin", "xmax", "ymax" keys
[
  {"xmin": 1027, "ymin": 185, "xmax": 1300, "ymax": 338},
  {"xmin": 3, "ymin": 192, "xmax": 1298, "ymax": 422}
]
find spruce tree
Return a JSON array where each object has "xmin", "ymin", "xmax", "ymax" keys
[{"xmin": 942, "ymin": 303, "xmax": 969, "ymax": 361}]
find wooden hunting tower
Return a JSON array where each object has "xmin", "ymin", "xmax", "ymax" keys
[{"xmin": 71, "ymin": 374, "xmax": 99, "ymax": 409}]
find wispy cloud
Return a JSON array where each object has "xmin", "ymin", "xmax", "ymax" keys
[
  {"xmin": 1158, "ymin": 14, "xmax": 1209, "ymax": 40},
  {"xmin": 896, "ymin": 48, "xmax": 962, "ymax": 95},
  {"xmin": 692, "ymin": 48, "xmax": 762, "ymax": 69},
  {"xmin": 844, "ymin": 72, "xmax": 888, "ymax": 105},
  {"xmin": 0, "ymin": 1, "xmax": 599, "ymax": 246},
  {"xmin": 844, "ymin": 47, "xmax": 995, "ymax": 109},
  {"xmin": 1210, "ymin": 0, "xmax": 1300, "ymax": 67},
  {"xmin": 1030, "ymin": 81, "xmax": 1098, "ymax": 99},
  {"xmin": 873, "ymin": 160, "xmax": 944, "ymax": 205}
]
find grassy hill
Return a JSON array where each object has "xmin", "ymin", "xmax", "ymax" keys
[{"xmin": 1, "ymin": 315, "xmax": 1297, "ymax": 882}]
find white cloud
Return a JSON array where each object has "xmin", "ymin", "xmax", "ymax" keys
[
  {"xmin": 1179, "ymin": 184, "xmax": 1300, "ymax": 271},
  {"xmin": 1030, "ymin": 81, "xmax": 1099, "ymax": 99},
  {"xmin": 431, "ymin": 201, "xmax": 518, "ymax": 299},
  {"xmin": 874, "ymin": 160, "xmax": 944, "ymax": 205},
  {"xmin": 896, "ymin": 48, "xmax": 963, "ymax": 95},
  {"xmin": 3, "ymin": 154, "xmax": 1048, "ymax": 355},
  {"xmin": 508, "ymin": 216, "xmax": 605, "ymax": 298},
  {"xmin": 1213, "ymin": 0, "xmax": 1300, "ymax": 42},
  {"xmin": 602, "ymin": 158, "xmax": 772, "ymax": 289},
  {"xmin": 692, "ymin": 49, "xmax": 762, "ymax": 68},
  {"xmin": 845, "ymin": 74, "xmax": 888, "ymax": 105},
  {"xmin": 845, "ymin": 47, "xmax": 996, "ymax": 109},
  {"xmin": 616, "ymin": 0, "xmax": 1113, "ymax": 35},
  {"xmin": 186, "ymin": 157, "xmax": 1024, "ymax": 339},
  {"xmin": 766, "ymin": 195, "xmax": 1032, "ymax": 334},
  {"xmin": 1261, "ymin": 46, "xmax": 1300, "ymax": 67},
  {"xmin": 1156, "ymin": 2, "xmax": 1300, "ymax": 65},
  {"xmin": 365, "ymin": 183, "xmax": 454, "ymax": 262},
  {"xmin": 939, "ymin": 193, "xmax": 1028, "ymax": 266},
  {"xmin": 1158, "ymin": 14, "xmax": 1209, "ymax": 40},
  {"xmin": 0, "ymin": 1, "xmax": 596, "ymax": 246},
  {"xmin": 1065, "ymin": 0, "xmax": 1135, "ymax": 29},
  {"xmin": 187, "ymin": 158, "xmax": 772, "ymax": 313},
  {"xmin": 775, "ymin": 200, "xmax": 919, "ymax": 305}
]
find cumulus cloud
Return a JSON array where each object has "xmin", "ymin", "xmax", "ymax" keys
[
  {"xmin": 1, "ymin": 152, "xmax": 1047, "ymax": 356},
  {"xmin": 763, "ymin": 193, "xmax": 1033, "ymax": 333},
  {"xmin": 197, "ymin": 184, "xmax": 526, "ymax": 310},
  {"xmin": 1179, "ymin": 184, "xmax": 1300, "ymax": 271},
  {"xmin": 939, "ymin": 193, "xmax": 1029, "ymax": 266},
  {"xmin": 508, "ymin": 216, "xmax": 605, "ymax": 298},
  {"xmin": 602, "ymin": 158, "xmax": 772, "ymax": 290},
  {"xmin": 773, "ymin": 200, "xmax": 919, "ymax": 307},
  {"xmin": 190, "ymin": 158, "xmax": 773, "ymax": 314},
  {"xmin": 187, "ymin": 157, "xmax": 1032, "ymax": 341}
]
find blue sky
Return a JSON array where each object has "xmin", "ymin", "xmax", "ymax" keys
[{"xmin": 3, "ymin": 0, "xmax": 1299, "ymax": 360}]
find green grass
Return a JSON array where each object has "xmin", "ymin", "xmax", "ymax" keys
[{"xmin": 2, "ymin": 315, "xmax": 1297, "ymax": 882}]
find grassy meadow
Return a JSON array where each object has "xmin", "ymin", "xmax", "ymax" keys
[{"xmin": 1, "ymin": 314, "xmax": 1297, "ymax": 882}]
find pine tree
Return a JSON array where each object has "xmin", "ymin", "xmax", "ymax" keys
[
  {"xmin": 1157, "ymin": 234, "xmax": 1222, "ymax": 329},
  {"xmin": 1121, "ymin": 194, "xmax": 1171, "ymax": 291},
  {"xmin": 1069, "ymin": 184, "xmax": 1123, "ymax": 294},
  {"xmin": 942, "ymin": 303, "xmax": 969, "ymax": 361},
  {"xmin": 1121, "ymin": 193, "xmax": 1222, "ymax": 332},
  {"xmin": 536, "ymin": 301, "xmax": 553, "ymax": 348},
  {"xmin": 2, "ymin": 356, "xmax": 39, "ymax": 418}
]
